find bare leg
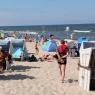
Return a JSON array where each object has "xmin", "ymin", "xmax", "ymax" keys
[
  {"xmin": 60, "ymin": 64, "xmax": 66, "ymax": 81},
  {"xmin": 36, "ymin": 50, "xmax": 38, "ymax": 55},
  {"xmin": 58, "ymin": 64, "xmax": 62, "ymax": 80},
  {"xmin": 77, "ymin": 59, "xmax": 80, "ymax": 70},
  {"xmin": 37, "ymin": 49, "xmax": 39, "ymax": 55}
]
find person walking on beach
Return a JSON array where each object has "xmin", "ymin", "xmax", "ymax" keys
[{"xmin": 55, "ymin": 40, "xmax": 68, "ymax": 82}]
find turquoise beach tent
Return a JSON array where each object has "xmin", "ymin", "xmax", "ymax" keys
[
  {"xmin": 12, "ymin": 47, "xmax": 23, "ymax": 58},
  {"xmin": 42, "ymin": 40, "xmax": 57, "ymax": 52}
]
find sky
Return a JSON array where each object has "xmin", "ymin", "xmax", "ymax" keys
[{"xmin": 0, "ymin": 0, "xmax": 95, "ymax": 26}]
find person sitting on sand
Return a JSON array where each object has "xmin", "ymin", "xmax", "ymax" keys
[
  {"xmin": 54, "ymin": 40, "xmax": 68, "ymax": 82},
  {"xmin": 39, "ymin": 54, "xmax": 53, "ymax": 62}
]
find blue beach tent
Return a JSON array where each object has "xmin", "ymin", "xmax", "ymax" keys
[{"xmin": 42, "ymin": 40, "xmax": 57, "ymax": 52}]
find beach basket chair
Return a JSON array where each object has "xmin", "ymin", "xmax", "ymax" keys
[{"xmin": 79, "ymin": 42, "xmax": 95, "ymax": 91}]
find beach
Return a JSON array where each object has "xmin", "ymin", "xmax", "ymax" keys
[{"xmin": 0, "ymin": 42, "xmax": 95, "ymax": 95}]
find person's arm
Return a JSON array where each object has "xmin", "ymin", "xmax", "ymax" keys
[
  {"xmin": 56, "ymin": 49, "xmax": 63, "ymax": 62},
  {"xmin": 61, "ymin": 53, "xmax": 68, "ymax": 58},
  {"xmin": 61, "ymin": 48, "xmax": 68, "ymax": 58}
]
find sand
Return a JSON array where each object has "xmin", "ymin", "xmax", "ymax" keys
[{"xmin": 0, "ymin": 42, "xmax": 95, "ymax": 95}]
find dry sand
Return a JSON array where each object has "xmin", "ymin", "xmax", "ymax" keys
[{"xmin": 0, "ymin": 42, "xmax": 95, "ymax": 95}]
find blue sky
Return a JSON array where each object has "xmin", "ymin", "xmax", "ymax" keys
[{"xmin": 0, "ymin": 0, "xmax": 95, "ymax": 26}]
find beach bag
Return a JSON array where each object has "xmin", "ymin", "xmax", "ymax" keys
[{"xmin": 29, "ymin": 55, "xmax": 37, "ymax": 62}]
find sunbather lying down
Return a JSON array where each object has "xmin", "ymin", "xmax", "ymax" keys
[{"xmin": 38, "ymin": 54, "xmax": 54, "ymax": 61}]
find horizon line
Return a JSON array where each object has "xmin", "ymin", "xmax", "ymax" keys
[{"xmin": 0, "ymin": 23, "xmax": 95, "ymax": 27}]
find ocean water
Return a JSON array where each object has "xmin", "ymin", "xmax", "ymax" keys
[{"xmin": 0, "ymin": 23, "xmax": 95, "ymax": 40}]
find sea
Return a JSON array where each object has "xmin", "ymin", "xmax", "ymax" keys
[{"xmin": 0, "ymin": 23, "xmax": 95, "ymax": 40}]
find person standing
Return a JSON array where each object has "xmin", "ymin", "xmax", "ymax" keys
[
  {"xmin": 56, "ymin": 40, "xmax": 68, "ymax": 82},
  {"xmin": 35, "ymin": 41, "xmax": 39, "ymax": 55}
]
